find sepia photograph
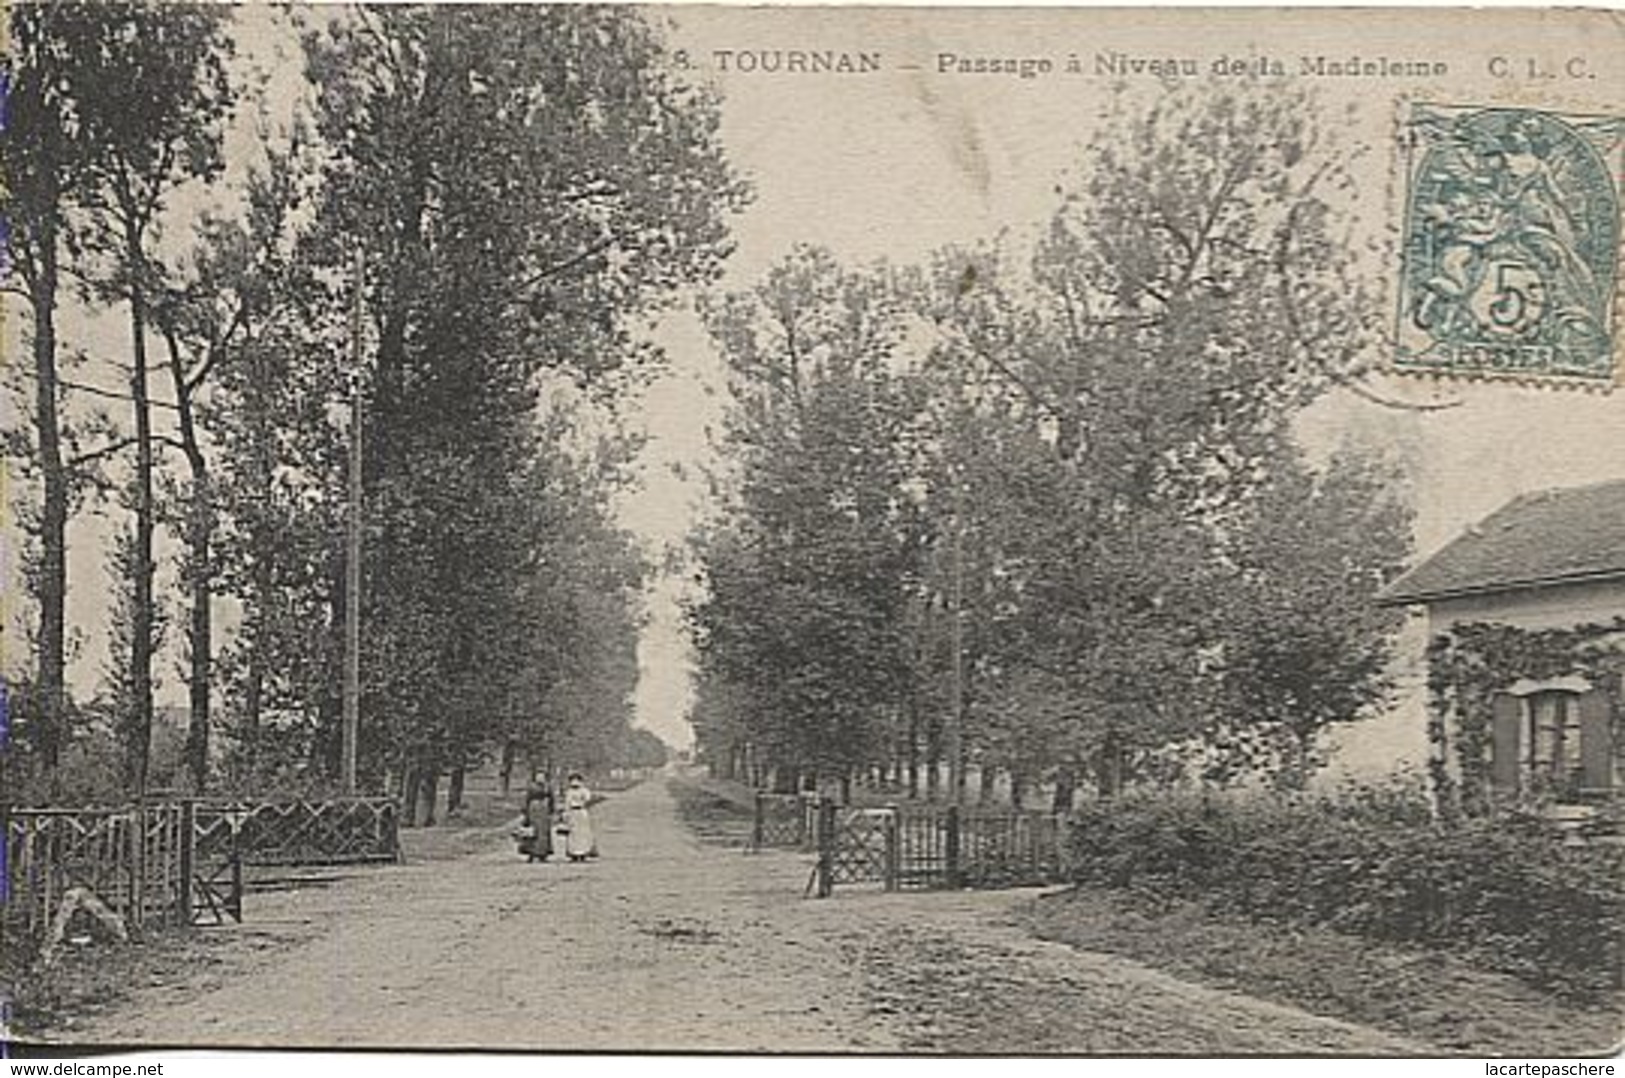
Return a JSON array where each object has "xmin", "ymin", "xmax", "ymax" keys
[{"xmin": 0, "ymin": 2, "xmax": 1622, "ymax": 1059}]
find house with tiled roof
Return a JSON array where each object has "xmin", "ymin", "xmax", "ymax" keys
[
  {"xmin": 1379, "ymin": 478, "xmax": 1625, "ymax": 632},
  {"xmin": 1378, "ymin": 479, "xmax": 1625, "ymax": 807}
]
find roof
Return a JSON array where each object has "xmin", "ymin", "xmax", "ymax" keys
[{"xmin": 1378, "ymin": 478, "xmax": 1625, "ymax": 606}]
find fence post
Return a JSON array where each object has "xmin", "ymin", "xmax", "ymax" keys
[
  {"xmin": 751, "ymin": 791, "xmax": 765, "ymax": 852},
  {"xmin": 801, "ymin": 795, "xmax": 817, "ymax": 851},
  {"xmin": 228, "ymin": 815, "xmax": 244, "ymax": 922},
  {"xmin": 1050, "ymin": 812, "xmax": 1066, "ymax": 883},
  {"xmin": 41, "ymin": 817, "xmax": 58, "ymax": 939},
  {"xmin": 945, "ymin": 804, "xmax": 961, "ymax": 889},
  {"xmin": 177, "ymin": 801, "xmax": 196, "ymax": 927},
  {"xmin": 815, "ymin": 796, "xmax": 836, "ymax": 899},
  {"xmin": 386, "ymin": 799, "xmax": 403, "ymax": 863},
  {"xmin": 883, "ymin": 806, "xmax": 900, "ymax": 893},
  {"xmin": 0, "ymin": 797, "xmax": 10, "ymax": 954},
  {"xmin": 128, "ymin": 803, "xmax": 145, "ymax": 938}
]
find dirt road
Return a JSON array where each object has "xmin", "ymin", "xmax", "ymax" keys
[{"xmin": 62, "ymin": 778, "xmax": 1428, "ymax": 1053}]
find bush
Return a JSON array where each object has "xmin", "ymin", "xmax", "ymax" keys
[{"xmin": 1067, "ymin": 781, "xmax": 1625, "ymax": 995}]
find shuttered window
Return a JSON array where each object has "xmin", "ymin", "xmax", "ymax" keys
[
  {"xmin": 1576, "ymin": 689, "xmax": 1614, "ymax": 795},
  {"xmin": 1529, "ymin": 692, "xmax": 1581, "ymax": 784},
  {"xmin": 1487, "ymin": 688, "xmax": 1614, "ymax": 799},
  {"xmin": 1490, "ymin": 693, "xmax": 1522, "ymax": 792}
]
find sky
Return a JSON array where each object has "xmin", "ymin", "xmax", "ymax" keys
[{"xmin": 7, "ymin": 6, "xmax": 1622, "ymax": 764}]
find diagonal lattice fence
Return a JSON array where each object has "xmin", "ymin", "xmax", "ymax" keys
[
  {"xmin": 749, "ymin": 792, "xmax": 818, "ymax": 850},
  {"xmin": 3, "ymin": 796, "xmax": 400, "ymax": 948},
  {"xmin": 807, "ymin": 797, "xmax": 1065, "ymax": 897}
]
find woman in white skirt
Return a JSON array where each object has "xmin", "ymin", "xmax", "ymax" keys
[{"xmin": 562, "ymin": 773, "xmax": 595, "ymax": 861}]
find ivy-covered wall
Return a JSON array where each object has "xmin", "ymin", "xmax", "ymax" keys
[{"xmin": 1425, "ymin": 618, "xmax": 1624, "ymax": 817}]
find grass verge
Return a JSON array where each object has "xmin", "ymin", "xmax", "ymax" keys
[
  {"xmin": 666, "ymin": 776, "xmax": 754, "ymax": 847},
  {"xmin": 1022, "ymin": 885, "xmax": 1624, "ymax": 1056},
  {"xmin": 3, "ymin": 925, "xmax": 251, "ymax": 1044}
]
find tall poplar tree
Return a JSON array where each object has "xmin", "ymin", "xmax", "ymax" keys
[
  {"xmin": 304, "ymin": 6, "xmax": 744, "ymax": 805},
  {"xmin": 69, "ymin": 4, "xmax": 235, "ymax": 794},
  {"xmin": 1, "ymin": 6, "xmax": 97, "ymax": 782}
]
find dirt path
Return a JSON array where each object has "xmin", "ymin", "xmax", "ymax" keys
[{"xmin": 60, "ymin": 779, "xmax": 1429, "ymax": 1054}]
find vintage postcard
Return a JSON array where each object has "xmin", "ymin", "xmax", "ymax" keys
[{"xmin": 1, "ymin": 3, "xmax": 1622, "ymax": 1061}]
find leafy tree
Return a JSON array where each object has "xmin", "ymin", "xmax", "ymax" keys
[
  {"xmin": 688, "ymin": 666, "xmax": 754, "ymax": 781},
  {"xmin": 915, "ymin": 86, "xmax": 1395, "ymax": 797},
  {"xmin": 98, "ymin": 505, "xmax": 169, "ymax": 788},
  {"xmin": 617, "ymin": 727, "xmax": 670, "ymax": 771},
  {"xmin": 64, "ymin": 4, "xmax": 235, "ymax": 795},
  {"xmin": 692, "ymin": 247, "xmax": 926, "ymax": 797},
  {"xmin": 1, "ymin": 6, "xmax": 735, "ymax": 810},
  {"xmin": 158, "ymin": 136, "xmax": 329, "ymax": 792},
  {"xmin": 300, "ymin": 6, "xmax": 743, "ymax": 812},
  {"xmin": 693, "ymin": 87, "xmax": 1412, "ymax": 803},
  {"xmin": 1204, "ymin": 448, "xmax": 1413, "ymax": 788},
  {"xmin": 0, "ymin": 6, "xmax": 122, "ymax": 785},
  {"xmin": 912, "ymin": 393, "xmax": 1078, "ymax": 804}
]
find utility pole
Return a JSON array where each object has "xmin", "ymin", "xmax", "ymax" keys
[
  {"xmin": 947, "ymin": 466, "xmax": 965, "ymax": 806},
  {"xmin": 342, "ymin": 245, "xmax": 363, "ymax": 795}
]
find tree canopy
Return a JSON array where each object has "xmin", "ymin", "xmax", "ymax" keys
[
  {"xmin": 2, "ymin": 4, "xmax": 743, "ymax": 813},
  {"xmin": 688, "ymin": 86, "xmax": 1412, "ymax": 802}
]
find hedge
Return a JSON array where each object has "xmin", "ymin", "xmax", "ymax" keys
[{"xmin": 1066, "ymin": 785, "xmax": 1625, "ymax": 994}]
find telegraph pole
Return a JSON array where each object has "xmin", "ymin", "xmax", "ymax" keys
[
  {"xmin": 342, "ymin": 245, "xmax": 364, "ymax": 795},
  {"xmin": 947, "ymin": 467, "xmax": 965, "ymax": 806}
]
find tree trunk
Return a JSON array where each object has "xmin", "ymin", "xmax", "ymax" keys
[
  {"xmin": 243, "ymin": 344, "xmax": 274, "ymax": 789},
  {"xmin": 400, "ymin": 765, "xmax": 421, "ymax": 828},
  {"xmin": 1286, "ymin": 728, "xmax": 1314, "ymax": 791},
  {"xmin": 31, "ymin": 214, "xmax": 68, "ymax": 785},
  {"xmin": 1106, "ymin": 754, "xmax": 1119, "ymax": 798},
  {"xmin": 164, "ymin": 324, "xmax": 213, "ymax": 795},
  {"xmin": 244, "ymin": 634, "xmax": 264, "ymax": 788},
  {"xmin": 499, "ymin": 740, "xmax": 516, "ymax": 796},
  {"xmin": 447, "ymin": 765, "xmax": 466, "ymax": 815},
  {"xmin": 1051, "ymin": 767, "xmax": 1077, "ymax": 813},
  {"xmin": 1094, "ymin": 736, "xmax": 1124, "ymax": 799},
  {"xmin": 419, "ymin": 767, "xmax": 440, "ymax": 827},
  {"xmin": 907, "ymin": 710, "xmax": 920, "ymax": 799},
  {"xmin": 1056, "ymin": 412, "xmax": 1082, "ymax": 462},
  {"xmin": 125, "ymin": 220, "xmax": 156, "ymax": 799},
  {"xmin": 319, "ymin": 552, "xmax": 347, "ymax": 784},
  {"xmin": 183, "ymin": 480, "xmax": 212, "ymax": 794}
]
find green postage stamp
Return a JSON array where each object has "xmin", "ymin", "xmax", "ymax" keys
[{"xmin": 1396, "ymin": 104, "xmax": 1623, "ymax": 384}]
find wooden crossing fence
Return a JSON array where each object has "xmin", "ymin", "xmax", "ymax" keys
[
  {"xmin": 1, "ymin": 802, "xmax": 193, "ymax": 940},
  {"xmin": 2, "ymin": 796, "xmax": 401, "ymax": 950},
  {"xmin": 750, "ymin": 791, "xmax": 819, "ymax": 851},
  {"xmin": 746, "ymin": 794, "xmax": 1067, "ymax": 897},
  {"xmin": 194, "ymin": 798, "xmax": 401, "ymax": 867}
]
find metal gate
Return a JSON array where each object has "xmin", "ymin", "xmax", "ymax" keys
[
  {"xmin": 811, "ymin": 797, "xmax": 1064, "ymax": 897},
  {"xmin": 188, "ymin": 804, "xmax": 245, "ymax": 925},
  {"xmin": 750, "ymin": 792, "xmax": 817, "ymax": 850}
]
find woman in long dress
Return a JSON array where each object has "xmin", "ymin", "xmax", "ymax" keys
[
  {"xmin": 519, "ymin": 775, "xmax": 555, "ymax": 862},
  {"xmin": 562, "ymin": 773, "xmax": 595, "ymax": 861}
]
